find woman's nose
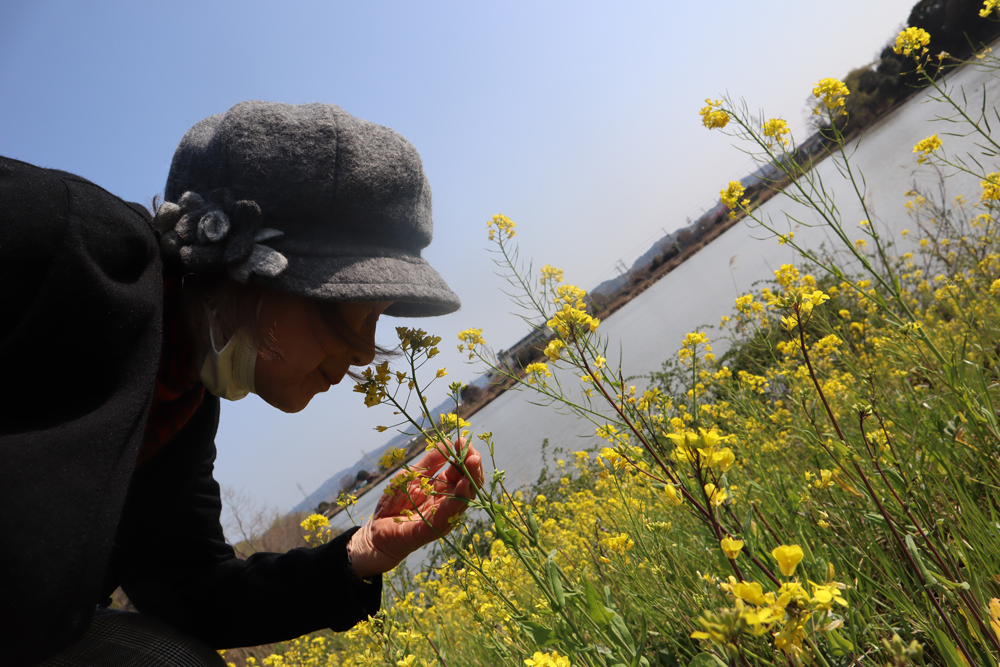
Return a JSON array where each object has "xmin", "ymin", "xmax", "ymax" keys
[{"xmin": 351, "ymin": 348, "xmax": 376, "ymax": 367}]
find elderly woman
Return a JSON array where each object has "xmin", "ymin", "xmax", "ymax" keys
[{"xmin": 0, "ymin": 101, "xmax": 482, "ymax": 666}]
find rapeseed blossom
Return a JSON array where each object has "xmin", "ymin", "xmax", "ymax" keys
[
  {"xmin": 812, "ymin": 78, "xmax": 850, "ymax": 115},
  {"xmin": 524, "ymin": 651, "xmax": 571, "ymax": 667},
  {"xmin": 600, "ymin": 532, "xmax": 635, "ymax": 556},
  {"xmin": 543, "ymin": 339, "xmax": 565, "ymax": 361},
  {"xmin": 487, "ymin": 213, "xmax": 516, "ymax": 240},
  {"xmin": 720, "ymin": 181, "xmax": 749, "ymax": 210},
  {"xmin": 440, "ymin": 412, "xmax": 470, "ymax": 433},
  {"xmin": 982, "ymin": 0, "xmax": 1000, "ymax": 18},
  {"xmin": 699, "ymin": 98, "xmax": 730, "ymax": 129},
  {"xmin": 982, "ymin": 172, "xmax": 1000, "ymax": 201},
  {"xmin": 539, "ymin": 264, "xmax": 564, "ymax": 285},
  {"xmin": 457, "ymin": 328, "xmax": 487, "ymax": 359},
  {"xmin": 379, "ymin": 448, "xmax": 406, "ymax": 468},
  {"xmin": 893, "ymin": 26, "xmax": 931, "ymax": 56},
  {"xmin": 772, "ymin": 544, "xmax": 805, "ymax": 576},
  {"xmin": 524, "ymin": 362, "xmax": 551, "ymax": 384},
  {"xmin": 762, "ymin": 118, "xmax": 791, "ymax": 147},
  {"xmin": 720, "ymin": 536, "xmax": 744, "ymax": 559},
  {"xmin": 913, "ymin": 134, "xmax": 942, "ymax": 163}
]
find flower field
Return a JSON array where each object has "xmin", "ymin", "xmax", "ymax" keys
[{"xmin": 234, "ymin": 12, "xmax": 1000, "ymax": 667}]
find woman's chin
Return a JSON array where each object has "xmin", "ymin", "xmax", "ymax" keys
[{"xmin": 259, "ymin": 389, "xmax": 317, "ymax": 414}]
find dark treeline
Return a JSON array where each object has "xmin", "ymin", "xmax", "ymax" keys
[{"xmin": 833, "ymin": 0, "xmax": 1000, "ymax": 133}]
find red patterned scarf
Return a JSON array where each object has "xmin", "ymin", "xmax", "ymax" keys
[{"xmin": 136, "ymin": 269, "xmax": 205, "ymax": 468}]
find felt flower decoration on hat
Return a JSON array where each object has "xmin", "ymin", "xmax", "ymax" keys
[{"xmin": 153, "ymin": 190, "xmax": 288, "ymax": 282}]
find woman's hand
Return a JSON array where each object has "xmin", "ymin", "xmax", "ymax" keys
[{"xmin": 347, "ymin": 439, "xmax": 484, "ymax": 578}]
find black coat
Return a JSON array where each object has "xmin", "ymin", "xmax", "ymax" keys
[{"xmin": 0, "ymin": 157, "xmax": 382, "ymax": 666}]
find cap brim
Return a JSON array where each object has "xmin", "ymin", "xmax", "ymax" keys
[{"xmin": 257, "ymin": 252, "xmax": 461, "ymax": 318}]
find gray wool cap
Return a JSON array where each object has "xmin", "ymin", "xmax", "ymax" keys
[{"xmin": 158, "ymin": 100, "xmax": 461, "ymax": 317}]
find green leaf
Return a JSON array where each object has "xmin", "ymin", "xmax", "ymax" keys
[
  {"xmin": 929, "ymin": 629, "xmax": 968, "ymax": 667},
  {"xmin": 827, "ymin": 629, "xmax": 854, "ymax": 657},
  {"xmin": 526, "ymin": 507, "xmax": 540, "ymax": 546},
  {"xmin": 545, "ymin": 556, "xmax": 565, "ymax": 611},
  {"xmin": 585, "ymin": 581, "xmax": 614, "ymax": 626},
  {"xmin": 688, "ymin": 654, "xmax": 727, "ymax": 667},
  {"xmin": 629, "ymin": 616, "xmax": 648, "ymax": 667},
  {"xmin": 520, "ymin": 621, "xmax": 557, "ymax": 647},
  {"xmin": 608, "ymin": 611, "xmax": 635, "ymax": 653}
]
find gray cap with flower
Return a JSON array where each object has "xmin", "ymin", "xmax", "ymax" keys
[{"xmin": 156, "ymin": 100, "xmax": 461, "ymax": 318}]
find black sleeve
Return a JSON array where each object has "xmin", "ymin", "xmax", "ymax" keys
[
  {"xmin": 118, "ymin": 397, "xmax": 383, "ymax": 649},
  {"xmin": 0, "ymin": 157, "xmax": 163, "ymax": 665}
]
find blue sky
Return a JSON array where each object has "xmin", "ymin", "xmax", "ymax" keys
[{"xmin": 2, "ymin": 0, "xmax": 918, "ymax": 511}]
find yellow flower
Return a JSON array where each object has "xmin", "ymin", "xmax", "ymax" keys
[
  {"xmin": 539, "ymin": 264, "xmax": 564, "ymax": 285},
  {"xmin": 703, "ymin": 483, "xmax": 728, "ymax": 507},
  {"xmin": 487, "ymin": 213, "xmax": 516, "ymax": 240},
  {"xmin": 893, "ymin": 26, "xmax": 931, "ymax": 57},
  {"xmin": 663, "ymin": 484, "xmax": 684, "ymax": 506},
  {"xmin": 812, "ymin": 77, "xmax": 850, "ymax": 115},
  {"xmin": 720, "ymin": 536, "xmax": 744, "ymax": 559},
  {"xmin": 300, "ymin": 514, "xmax": 329, "ymax": 532},
  {"xmin": 524, "ymin": 650, "xmax": 571, "ymax": 667},
  {"xmin": 982, "ymin": 173, "xmax": 1000, "ymax": 201},
  {"xmin": 732, "ymin": 580, "xmax": 771, "ymax": 606},
  {"xmin": 913, "ymin": 134, "xmax": 942, "ymax": 164},
  {"xmin": 440, "ymin": 412, "xmax": 470, "ymax": 432},
  {"xmin": 772, "ymin": 544, "xmax": 805, "ymax": 576},
  {"xmin": 397, "ymin": 656, "xmax": 418, "ymax": 667},
  {"xmin": 600, "ymin": 532, "xmax": 635, "ymax": 556},
  {"xmin": 379, "ymin": 448, "xmax": 407, "ymax": 468},
  {"xmin": 457, "ymin": 328, "xmax": 486, "ymax": 359},
  {"xmin": 982, "ymin": 0, "xmax": 1000, "ymax": 18},
  {"xmin": 988, "ymin": 598, "xmax": 1000, "ymax": 642},
  {"xmin": 436, "ymin": 368, "xmax": 448, "ymax": 378},
  {"xmin": 544, "ymin": 339, "xmax": 565, "ymax": 361},
  {"xmin": 762, "ymin": 118, "xmax": 791, "ymax": 146},
  {"xmin": 810, "ymin": 582, "xmax": 848, "ymax": 610},
  {"xmin": 525, "ymin": 362, "xmax": 552, "ymax": 383},
  {"xmin": 699, "ymin": 98, "xmax": 730, "ymax": 129},
  {"xmin": 720, "ymin": 180, "xmax": 747, "ymax": 210}
]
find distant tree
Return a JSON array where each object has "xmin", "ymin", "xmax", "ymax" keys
[
  {"xmin": 338, "ymin": 473, "xmax": 356, "ymax": 494},
  {"xmin": 461, "ymin": 384, "xmax": 483, "ymax": 405},
  {"xmin": 909, "ymin": 0, "xmax": 1000, "ymax": 60},
  {"xmin": 355, "ymin": 469, "xmax": 370, "ymax": 482}
]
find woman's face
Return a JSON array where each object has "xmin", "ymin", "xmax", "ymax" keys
[{"xmin": 254, "ymin": 294, "xmax": 392, "ymax": 413}]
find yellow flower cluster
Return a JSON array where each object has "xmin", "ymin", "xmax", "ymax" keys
[
  {"xmin": 379, "ymin": 448, "xmax": 407, "ymax": 469},
  {"xmin": 538, "ymin": 264, "xmax": 564, "ymax": 285},
  {"xmin": 524, "ymin": 362, "xmax": 551, "ymax": 384},
  {"xmin": 982, "ymin": 172, "xmax": 1000, "ymax": 201},
  {"xmin": 354, "ymin": 360, "xmax": 392, "ymax": 407},
  {"xmin": 440, "ymin": 412, "xmax": 470, "ymax": 435},
  {"xmin": 982, "ymin": 0, "xmax": 1000, "ymax": 17},
  {"xmin": 893, "ymin": 26, "xmax": 931, "ymax": 56},
  {"xmin": 543, "ymin": 339, "xmax": 565, "ymax": 361},
  {"xmin": 524, "ymin": 650, "xmax": 571, "ymax": 667},
  {"xmin": 720, "ymin": 180, "xmax": 749, "ymax": 211},
  {"xmin": 457, "ymin": 327, "xmax": 487, "ymax": 359},
  {"xmin": 668, "ymin": 427, "xmax": 735, "ymax": 471},
  {"xmin": 699, "ymin": 98, "xmax": 730, "ymax": 129},
  {"xmin": 487, "ymin": 213, "xmax": 516, "ymax": 241},
  {"xmin": 762, "ymin": 118, "xmax": 791, "ymax": 147},
  {"xmin": 913, "ymin": 134, "xmax": 942, "ymax": 164},
  {"xmin": 812, "ymin": 77, "xmax": 850, "ymax": 115}
]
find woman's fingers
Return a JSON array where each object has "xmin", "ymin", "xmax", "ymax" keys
[{"xmin": 410, "ymin": 445, "xmax": 450, "ymax": 478}]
